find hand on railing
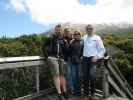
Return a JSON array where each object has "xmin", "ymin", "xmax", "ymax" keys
[
  {"xmin": 97, "ymin": 56, "xmax": 111, "ymax": 62},
  {"xmin": 96, "ymin": 56, "xmax": 111, "ymax": 69}
]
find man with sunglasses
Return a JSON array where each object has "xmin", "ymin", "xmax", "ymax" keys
[
  {"xmin": 42, "ymin": 24, "xmax": 67, "ymax": 100},
  {"xmin": 82, "ymin": 24, "xmax": 105, "ymax": 100}
]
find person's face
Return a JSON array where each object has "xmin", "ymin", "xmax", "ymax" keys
[
  {"xmin": 73, "ymin": 31, "xmax": 81, "ymax": 40},
  {"xmin": 64, "ymin": 30, "xmax": 72, "ymax": 39},
  {"xmin": 86, "ymin": 26, "xmax": 93, "ymax": 35},
  {"xmin": 55, "ymin": 27, "xmax": 62, "ymax": 33}
]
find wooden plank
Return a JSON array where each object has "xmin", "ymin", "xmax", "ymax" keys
[
  {"xmin": 14, "ymin": 88, "xmax": 55, "ymax": 100},
  {"xmin": 108, "ymin": 75, "xmax": 127, "ymax": 98},
  {"xmin": 35, "ymin": 66, "xmax": 40, "ymax": 93},
  {"xmin": 95, "ymin": 89, "xmax": 103, "ymax": 94},
  {"xmin": 110, "ymin": 59, "xmax": 133, "ymax": 96},
  {"xmin": 102, "ymin": 67, "xmax": 109, "ymax": 97},
  {"xmin": 107, "ymin": 62, "xmax": 133, "ymax": 98},
  {"xmin": 0, "ymin": 60, "xmax": 44, "ymax": 70},
  {"xmin": 99, "ymin": 61, "xmax": 109, "ymax": 97},
  {"xmin": 104, "ymin": 95, "xmax": 129, "ymax": 100},
  {"xmin": 0, "ymin": 56, "xmax": 44, "ymax": 63}
]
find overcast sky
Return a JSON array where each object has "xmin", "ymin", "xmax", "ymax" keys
[{"xmin": 0, "ymin": 0, "xmax": 133, "ymax": 37}]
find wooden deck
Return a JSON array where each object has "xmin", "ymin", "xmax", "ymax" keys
[
  {"xmin": 32, "ymin": 94, "xmax": 81, "ymax": 100},
  {"xmin": 32, "ymin": 94, "xmax": 100, "ymax": 100},
  {"xmin": 30, "ymin": 90, "xmax": 101, "ymax": 100},
  {"xmin": 31, "ymin": 94, "xmax": 129, "ymax": 100}
]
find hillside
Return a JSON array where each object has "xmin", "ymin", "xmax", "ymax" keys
[{"xmin": 42, "ymin": 23, "xmax": 133, "ymax": 36}]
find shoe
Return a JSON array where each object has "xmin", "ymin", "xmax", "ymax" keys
[
  {"xmin": 58, "ymin": 93, "xmax": 65, "ymax": 100},
  {"xmin": 89, "ymin": 96, "xmax": 96, "ymax": 100},
  {"xmin": 63, "ymin": 92, "xmax": 69, "ymax": 100},
  {"xmin": 68, "ymin": 90, "xmax": 74, "ymax": 96},
  {"xmin": 73, "ymin": 91, "xmax": 82, "ymax": 96},
  {"xmin": 79, "ymin": 95, "xmax": 85, "ymax": 100},
  {"xmin": 81, "ymin": 96, "xmax": 89, "ymax": 100}
]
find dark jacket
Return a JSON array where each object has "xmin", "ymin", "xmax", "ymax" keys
[
  {"xmin": 42, "ymin": 33, "xmax": 64, "ymax": 59},
  {"xmin": 62, "ymin": 38, "xmax": 72, "ymax": 61},
  {"xmin": 69, "ymin": 39, "xmax": 83, "ymax": 65}
]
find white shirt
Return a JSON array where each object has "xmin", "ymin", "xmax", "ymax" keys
[{"xmin": 82, "ymin": 34, "xmax": 105, "ymax": 59}]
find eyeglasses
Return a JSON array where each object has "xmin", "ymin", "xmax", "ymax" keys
[
  {"xmin": 65, "ymin": 31, "xmax": 70, "ymax": 32},
  {"xmin": 74, "ymin": 34, "xmax": 80, "ymax": 36},
  {"xmin": 86, "ymin": 28, "xmax": 93, "ymax": 30}
]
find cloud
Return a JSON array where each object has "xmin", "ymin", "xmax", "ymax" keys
[
  {"xmin": 7, "ymin": 0, "xmax": 133, "ymax": 24},
  {"xmin": 6, "ymin": 0, "xmax": 26, "ymax": 12}
]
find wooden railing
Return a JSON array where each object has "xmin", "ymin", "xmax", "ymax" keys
[
  {"xmin": 0, "ymin": 56, "xmax": 133, "ymax": 100},
  {"xmin": 0, "ymin": 56, "xmax": 46, "ymax": 100},
  {"xmin": 100, "ymin": 56, "xmax": 133, "ymax": 99}
]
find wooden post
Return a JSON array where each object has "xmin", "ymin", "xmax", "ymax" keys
[
  {"xmin": 103, "ymin": 69, "xmax": 109, "ymax": 97},
  {"xmin": 102, "ymin": 61, "xmax": 109, "ymax": 98},
  {"xmin": 0, "ymin": 88, "xmax": 5, "ymax": 100},
  {"xmin": 36, "ymin": 66, "xmax": 40, "ymax": 93}
]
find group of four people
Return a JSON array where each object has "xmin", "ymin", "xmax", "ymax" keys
[{"xmin": 42, "ymin": 24, "xmax": 105, "ymax": 100}]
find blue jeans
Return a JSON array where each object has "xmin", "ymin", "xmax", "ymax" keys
[
  {"xmin": 82, "ymin": 57, "xmax": 97, "ymax": 96},
  {"xmin": 65, "ymin": 62, "xmax": 79, "ymax": 93}
]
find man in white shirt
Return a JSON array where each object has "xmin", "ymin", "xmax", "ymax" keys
[{"xmin": 82, "ymin": 24, "xmax": 105, "ymax": 100}]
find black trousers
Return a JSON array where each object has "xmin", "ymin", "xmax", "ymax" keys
[{"xmin": 82, "ymin": 57, "xmax": 96, "ymax": 96}]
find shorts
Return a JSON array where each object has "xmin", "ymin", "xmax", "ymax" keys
[{"xmin": 47, "ymin": 56, "xmax": 66, "ymax": 76}]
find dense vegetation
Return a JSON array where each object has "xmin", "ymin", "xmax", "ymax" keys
[
  {"xmin": 102, "ymin": 33, "xmax": 133, "ymax": 87},
  {"xmin": 0, "ymin": 34, "xmax": 52, "ymax": 99},
  {"xmin": 0, "ymin": 33, "xmax": 133, "ymax": 99}
]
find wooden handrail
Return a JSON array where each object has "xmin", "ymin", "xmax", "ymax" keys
[
  {"xmin": 109, "ymin": 60, "xmax": 133, "ymax": 99},
  {"xmin": 0, "ymin": 56, "xmax": 133, "ymax": 100},
  {"xmin": 0, "ymin": 56, "xmax": 46, "ymax": 99},
  {"xmin": 0, "ymin": 56, "xmax": 44, "ymax": 63},
  {"xmin": 0, "ymin": 56, "xmax": 45, "ymax": 70},
  {"xmin": 110, "ymin": 59, "xmax": 133, "ymax": 94},
  {"xmin": 101, "ymin": 57, "xmax": 133, "ymax": 99},
  {"xmin": 108, "ymin": 75, "xmax": 127, "ymax": 97}
]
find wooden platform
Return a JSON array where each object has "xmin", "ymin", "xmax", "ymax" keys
[
  {"xmin": 32, "ymin": 94, "xmax": 129, "ymax": 100},
  {"xmin": 32, "ymin": 93, "xmax": 100, "ymax": 100},
  {"xmin": 32, "ymin": 94, "xmax": 81, "ymax": 100}
]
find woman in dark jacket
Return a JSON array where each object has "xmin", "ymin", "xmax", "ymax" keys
[{"xmin": 68, "ymin": 30, "xmax": 83, "ymax": 96}]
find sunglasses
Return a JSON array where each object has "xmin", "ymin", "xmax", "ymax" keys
[
  {"xmin": 74, "ymin": 33, "xmax": 80, "ymax": 35},
  {"xmin": 87, "ymin": 28, "xmax": 93, "ymax": 30}
]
